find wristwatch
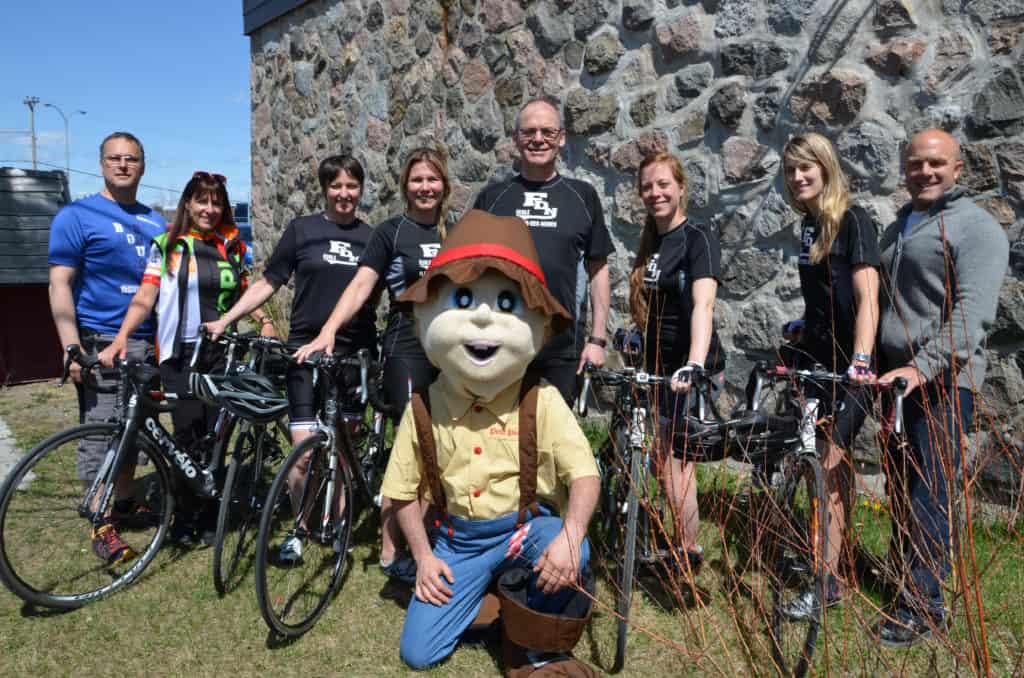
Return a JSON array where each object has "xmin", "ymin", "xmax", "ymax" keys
[{"xmin": 586, "ymin": 336, "xmax": 607, "ymax": 348}]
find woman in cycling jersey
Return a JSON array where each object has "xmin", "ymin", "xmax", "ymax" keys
[
  {"xmin": 205, "ymin": 155, "xmax": 376, "ymax": 562},
  {"xmin": 628, "ymin": 153, "xmax": 725, "ymax": 577},
  {"xmin": 295, "ymin": 146, "xmax": 451, "ymax": 583},
  {"xmin": 99, "ymin": 171, "xmax": 274, "ymax": 541},
  {"xmin": 779, "ymin": 132, "xmax": 880, "ymax": 618}
]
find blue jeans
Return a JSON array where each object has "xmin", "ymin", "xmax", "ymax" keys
[
  {"xmin": 883, "ymin": 383, "xmax": 974, "ymax": 620},
  {"xmin": 399, "ymin": 507, "xmax": 590, "ymax": 670}
]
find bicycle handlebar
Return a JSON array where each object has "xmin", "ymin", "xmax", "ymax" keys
[
  {"xmin": 751, "ymin": 362, "xmax": 908, "ymax": 435},
  {"xmin": 576, "ymin": 362, "xmax": 703, "ymax": 417},
  {"xmin": 287, "ymin": 348, "xmax": 395, "ymax": 417}
]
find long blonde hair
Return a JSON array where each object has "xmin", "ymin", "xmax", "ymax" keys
[
  {"xmin": 782, "ymin": 133, "xmax": 850, "ymax": 264},
  {"xmin": 628, "ymin": 153, "xmax": 689, "ymax": 328},
  {"xmin": 399, "ymin": 146, "xmax": 451, "ymax": 241}
]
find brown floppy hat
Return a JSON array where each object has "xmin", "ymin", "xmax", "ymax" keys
[{"xmin": 398, "ymin": 209, "xmax": 572, "ymax": 335}]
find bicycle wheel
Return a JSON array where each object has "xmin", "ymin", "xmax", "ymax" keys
[
  {"xmin": 0, "ymin": 423, "xmax": 173, "ymax": 609},
  {"xmin": 595, "ymin": 436, "xmax": 627, "ymax": 557},
  {"xmin": 613, "ymin": 436, "xmax": 644, "ymax": 674},
  {"xmin": 254, "ymin": 434, "xmax": 354, "ymax": 637},
  {"xmin": 766, "ymin": 454, "xmax": 827, "ymax": 678},
  {"xmin": 212, "ymin": 420, "xmax": 287, "ymax": 595}
]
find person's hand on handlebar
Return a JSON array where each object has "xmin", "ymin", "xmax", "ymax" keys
[
  {"xmin": 203, "ymin": 318, "xmax": 230, "ymax": 341},
  {"xmin": 879, "ymin": 365, "xmax": 924, "ymax": 397},
  {"xmin": 670, "ymin": 361, "xmax": 702, "ymax": 393},
  {"xmin": 846, "ymin": 354, "xmax": 876, "ymax": 384},
  {"xmin": 63, "ymin": 348, "xmax": 83, "ymax": 384},
  {"xmin": 97, "ymin": 336, "xmax": 128, "ymax": 368},
  {"xmin": 294, "ymin": 331, "xmax": 334, "ymax": 364}
]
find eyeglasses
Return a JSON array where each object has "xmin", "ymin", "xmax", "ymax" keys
[
  {"xmin": 103, "ymin": 154, "xmax": 141, "ymax": 165},
  {"xmin": 192, "ymin": 170, "xmax": 227, "ymax": 184},
  {"xmin": 516, "ymin": 127, "xmax": 562, "ymax": 141}
]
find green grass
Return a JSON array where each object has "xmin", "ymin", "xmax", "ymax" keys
[{"xmin": 1, "ymin": 382, "xmax": 1022, "ymax": 676}]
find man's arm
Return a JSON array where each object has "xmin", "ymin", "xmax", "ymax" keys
[
  {"xmin": 49, "ymin": 265, "xmax": 82, "ymax": 382},
  {"xmin": 577, "ymin": 258, "xmax": 609, "ymax": 373},
  {"xmin": 534, "ymin": 475, "xmax": 599, "ymax": 594}
]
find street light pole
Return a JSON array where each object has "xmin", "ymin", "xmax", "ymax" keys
[
  {"xmin": 23, "ymin": 96, "xmax": 40, "ymax": 170},
  {"xmin": 43, "ymin": 102, "xmax": 86, "ymax": 194}
]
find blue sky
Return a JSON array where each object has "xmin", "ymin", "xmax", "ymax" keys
[{"xmin": 0, "ymin": 2, "xmax": 251, "ymax": 208}]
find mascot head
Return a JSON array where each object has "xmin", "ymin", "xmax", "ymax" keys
[{"xmin": 399, "ymin": 210, "xmax": 571, "ymax": 402}]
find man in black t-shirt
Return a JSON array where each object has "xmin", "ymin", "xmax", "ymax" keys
[{"xmin": 473, "ymin": 99, "xmax": 613, "ymax": 404}]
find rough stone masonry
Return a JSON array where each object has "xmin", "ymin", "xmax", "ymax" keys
[{"xmin": 248, "ymin": 0, "xmax": 1024, "ymax": 500}]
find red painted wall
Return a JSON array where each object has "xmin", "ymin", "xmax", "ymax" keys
[{"xmin": 0, "ymin": 284, "xmax": 61, "ymax": 384}]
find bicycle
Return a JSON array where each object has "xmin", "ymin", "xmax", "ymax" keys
[
  {"xmin": 0, "ymin": 335, "xmax": 288, "ymax": 609},
  {"xmin": 253, "ymin": 348, "xmax": 393, "ymax": 638},
  {"xmin": 578, "ymin": 356, "xmax": 906, "ymax": 677},
  {"xmin": 193, "ymin": 331, "xmax": 293, "ymax": 595},
  {"xmin": 578, "ymin": 361, "xmax": 723, "ymax": 673},
  {"xmin": 730, "ymin": 361, "xmax": 907, "ymax": 677}
]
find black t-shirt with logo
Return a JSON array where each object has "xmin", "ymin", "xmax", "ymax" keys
[
  {"xmin": 359, "ymin": 215, "xmax": 441, "ymax": 357},
  {"xmin": 473, "ymin": 174, "xmax": 614, "ymax": 360},
  {"xmin": 642, "ymin": 220, "xmax": 724, "ymax": 374},
  {"xmin": 263, "ymin": 214, "xmax": 376, "ymax": 349},
  {"xmin": 797, "ymin": 205, "xmax": 880, "ymax": 370}
]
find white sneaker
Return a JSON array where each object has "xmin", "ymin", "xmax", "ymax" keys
[{"xmin": 278, "ymin": 535, "xmax": 303, "ymax": 563}]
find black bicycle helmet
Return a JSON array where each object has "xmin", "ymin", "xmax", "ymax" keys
[
  {"xmin": 670, "ymin": 416, "xmax": 729, "ymax": 463},
  {"xmin": 189, "ymin": 371, "xmax": 288, "ymax": 424},
  {"xmin": 727, "ymin": 410, "xmax": 801, "ymax": 464}
]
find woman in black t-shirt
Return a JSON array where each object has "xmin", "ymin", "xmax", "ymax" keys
[
  {"xmin": 628, "ymin": 153, "xmax": 725, "ymax": 575},
  {"xmin": 780, "ymin": 132, "xmax": 880, "ymax": 617},
  {"xmin": 295, "ymin": 147, "xmax": 450, "ymax": 581},
  {"xmin": 207, "ymin": 156, "xmax": 376, "ymax": 562}
]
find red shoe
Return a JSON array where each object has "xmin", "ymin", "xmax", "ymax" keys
[{"xmin": 91, "ymin": 521, "xmax": 138, "ymax": 566}]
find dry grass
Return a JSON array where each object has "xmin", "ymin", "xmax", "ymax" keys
[{"xmin": 0, "ymin": 381, "xmax": 1021, "ymax": 677}]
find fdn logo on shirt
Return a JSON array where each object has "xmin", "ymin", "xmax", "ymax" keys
[
  {"xmin": 323, "ymin": 240, "xmax": 358, "ymax": 266},
  {"xmin": 516, "ymin": 193, "xmax": 558, "ymax": 228}
]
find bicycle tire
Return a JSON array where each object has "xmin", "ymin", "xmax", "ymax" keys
[
  {"xmin": 254, "ymin": 433, "xmax": 354, "ymax": 637},
  {"xmin": 0, "ymin": 423, "xmax": 173, "ymax": 609},
  {"xmin": 212, "ymin": 420, "xmax": 287, "ymax": 595},
  {"xmin": 613, "ymin": 433, "xmax": 644, "ymax": 674},
  {"xmin": 767, "ymin": 454, "xmax": 827, "ymax": 678}
]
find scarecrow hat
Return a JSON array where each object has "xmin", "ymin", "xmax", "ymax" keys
[{"xmin": 399, "ymin": 209, "xmax": 572, "ymax": 335}]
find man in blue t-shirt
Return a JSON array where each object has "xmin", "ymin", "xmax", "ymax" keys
[{"xmin": 47, "ymin": 131, "xmax": 166, "ymax": 564}]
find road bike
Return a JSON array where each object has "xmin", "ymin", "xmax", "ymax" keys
[
  {"xmin": 579, "ymin": 356, "xmax": 906, "ymax": 676},
  {"xmin": 0, "ymin": 339, "xmax": 288, "ymax": 609},
  {"xmin": 253, "ymin": 348, "xmax": 393, "ymax": 637}
]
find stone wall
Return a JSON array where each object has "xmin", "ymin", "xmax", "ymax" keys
[{"xmin": 249, "ymin": 0, "xmax": 1024, "ymax": 486}]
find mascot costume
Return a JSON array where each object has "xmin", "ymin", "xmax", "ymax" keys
[{"xmin": 380, "ymin": 210, "xmax": 600, "ymax": 676}]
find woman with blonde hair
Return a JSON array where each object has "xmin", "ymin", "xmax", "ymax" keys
[
  {"xmin": 628, "ymin": 152, "xmax": 725, "ymax": 575},
  {"xmin": 296, "ymin": 146, "xmax": 451, "ymax": 583},
  {"xmin": 779, "ymin": 132, "xmax": 880, "ymax": 618}
]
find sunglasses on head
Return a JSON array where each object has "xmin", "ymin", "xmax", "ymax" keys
[{"xmin": 192, "ymin": 170, "xmax": 227, "ymax": 184}]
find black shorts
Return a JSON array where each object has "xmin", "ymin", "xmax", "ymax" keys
[
  {"xmin": 529, "ymin": 355, "xmax": 578, "ymax": 407},
  {"xmin": 803, "ymin": 380, "xmax": 870, "ymax": 450},
  {"xmin": 659, "ymin": 371, "xmax": 725, "ymax": 461},
  {"xmin": 382, "ymin": 352, "xmax": 438, "ymax": 421},
  {"xmin": 779, "ymin": 343, "xmax": 871, "ymax": 450},
  {"xmin": 285, "ymin": 349, "xmax": 364, "ymax": 429}
]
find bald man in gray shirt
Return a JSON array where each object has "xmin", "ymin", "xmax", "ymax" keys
[{"xmin": 874, "ymin": 129, "xmax": 1008, "ymax": 646}]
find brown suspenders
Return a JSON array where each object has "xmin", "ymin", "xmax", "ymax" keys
[{"xmin": 410, "ymin": 371, "xmax": 543, "ymax": 533}]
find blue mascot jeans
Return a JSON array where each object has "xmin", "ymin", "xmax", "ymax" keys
[
  {"xmin": 883, "ymin": 382, "xmax": 974, "ymax": 622},
  {"xmin": 399, "ymin": 507, "xmax": 590, "ymax": 670}
]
